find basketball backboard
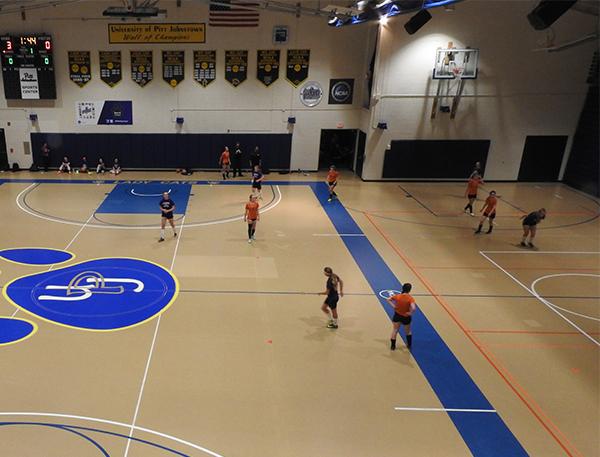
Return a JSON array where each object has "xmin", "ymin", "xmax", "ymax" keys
[{"xmin": 433, "ymin": 48, "xmax": 479, "ymax": 79}]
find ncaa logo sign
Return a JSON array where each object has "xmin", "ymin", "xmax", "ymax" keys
[{"xmin": 328, "ymin": 78, "xmax": 354, "ymax": 105}]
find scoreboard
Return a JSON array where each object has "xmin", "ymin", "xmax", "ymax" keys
[{"xmin": 0, "ymin": 34, "xmax": 56, "ymax": 100}]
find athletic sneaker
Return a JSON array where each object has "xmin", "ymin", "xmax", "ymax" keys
[
  {"xmin": 158, "ymin": 238, "xmax": 165, "ymax": 242},
  {"xmin": 528, "ymin": 242, "xmax": 535, "ymax": 248},
  {"xmin": 474, "ymin": 229, "xmax": 481, "ymax": 234},
  {"xmin": 326, "ymin": 322, "xmax": 338, "ymax": 329},
  {"xmin": 486, "ymin": 229, "xmax": 493, "ymax": 234},
  {"xmin": 520, "ymin": 241, "xmax": 527, "ymax": 247},
  {"xmin": 248, "ymin": 239, "xmax": 252, "ymax": 244},
  {"xmin": 251, "ymin": 235, "xmax": 256, "ymax": 240},
  {"xmin": 174, "ymin": 233, "xmax": 178, "ymax": 237},
  {"xmin": 470, "ymin": 212, "xmax": 475, "ymax": 217},
  {"xmin": 327, "ymin": 198, "xmax": 332, "ymax": 202}
]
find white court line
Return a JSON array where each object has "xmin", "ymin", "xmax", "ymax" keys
[
  {"xmin": 16, "ymin": 184, "xmax": 282, "ymax": 230},
  {"xmin": 394, "ymin": 407, "xmax": 496, "ymax": 413},
  {"xmin": 312, "ymin": 233, "xmax": 366, "ymax": 237},
  {"xmin": 123, "ymin": 214, "xmax": 186, "ymax": 457},
  {"xmin": 481, "ymin": 251, "xmax": 600, "ymax": 255},
  {"xmin": 479, "ymin": 251, "xmax": 600, "ymax": 346},
  {"xmin": 9, "ymin": 203, "xmax": 96, "ymax": 318},
  {"xmin": 554, "ymin": 194, "xmax": 563, "ymax": 199},
  {"xmin": 531, "ymin": 274, "xmax": 600, "ymax": 322},
  {"xmin": 0, "ymin": 412, "xmax": 224, "ymax": 457},
  {"xmin": 131, "ymin": 188, "xmax": 171, "ymax": 197}
]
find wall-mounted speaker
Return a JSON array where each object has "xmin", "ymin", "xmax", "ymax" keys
[
  {"xmin": 377, "ymin": 122, "xmax": 388, "ymax": 130},
  {"xmin": 527, "ymin": 0, "xmax": 577, "ymax": 30},
  {"xmin": 176, "ymin": 117, "xmax": 184, "ymax": 125},
  {"xmin": 404, "ymin": 9, "xmax": 432, "ymax": 35},
  {"xmin": 287, "ymin": 116, "xmax": 296, "ymax": 124}
]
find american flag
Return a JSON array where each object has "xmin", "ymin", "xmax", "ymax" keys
[{"xmin": 209, "ymin": 1, "xmax": 260, "ymax": 27}]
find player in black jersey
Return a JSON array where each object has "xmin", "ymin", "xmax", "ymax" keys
[
  {"xmin": 251, "ymin": 165, "xmax": 264, "ymax": 200},
  {"xmin": 520, "ymin": 208, "xmax": 546, "ymax": 248},
  {"xmin": 159, "ymin": 192, "xmax": 177, "ymax": 242},
  {"xmin": 319, "ymin": 267, "xmax": 344, "ymax": 329}
]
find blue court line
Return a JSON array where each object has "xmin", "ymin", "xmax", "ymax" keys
[{"xmin": 309, "ymin": 182, "xmax": 527, "ymax": 457}]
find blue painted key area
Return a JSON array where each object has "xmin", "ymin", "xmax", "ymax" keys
[
  {"xmin": 0, "ymin": 248, "xmax": 74, "ymax": 266},
  {"xmin": 310, "ymin": 182, "xmax": 527, "ymax": 457},
  {"xmin": 96, "ymin": 183, "xmax": 191, "ymax": 214},
  {"xmin": 0, "ymin": 317, "xmax": 36, "ymax": 345}
]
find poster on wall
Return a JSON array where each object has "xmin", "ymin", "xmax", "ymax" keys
[
  {"xmin": 193, "ymin": 50, "xmax": 216, "ymax": 87},
  {"xmin": 256, "ymin": 50, "xmax": 279, "ymax": 87},
  {"xmin": 286, "ymin": 49, "xmax": 309, "ymax": 87},
  {"xmin": 224, "ymin": 50, "xmax": 248, "ymax": 87},
  {"xmin": 131, "ymin": 51, "xmax": 153, "ymax": 87},
  {"xmin": 162, "ymin": 50, "xmax": 185, "ymax": 87},
  {"xmin": 99, "ymin": 51, "xmax": 122, "ymax": 87},
  {"xmin": 75, "ymin": 100, "xmax": 133, "ymax": 125},
  {"xmin": 328, "ymin": 79, "xmax": 354, "ymax": 105},
  {"xmin": 68, "ymin": 51, "xmax": 92, "ymax": 87}
]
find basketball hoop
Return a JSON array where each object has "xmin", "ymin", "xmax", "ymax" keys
[{"xmin": 451, "ymin": 66, "xmax": 465, "ymax": 79}]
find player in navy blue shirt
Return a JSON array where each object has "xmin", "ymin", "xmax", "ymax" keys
[
  {"xmin": 159, "ymin": 192, "xmax": 177, "ymax": 242},
  {"xmin": 251, "ymin": 165, "xmax": 264, "ymax": 200}
]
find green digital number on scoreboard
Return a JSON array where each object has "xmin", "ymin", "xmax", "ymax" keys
[{"xmin": 0, "ymin": 34, "xmax": 56, "ymax": 100}]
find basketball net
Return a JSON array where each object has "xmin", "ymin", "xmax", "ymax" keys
[{"xmin": 452, "ymin": 67, "xmax": 465, "ymax": 79}]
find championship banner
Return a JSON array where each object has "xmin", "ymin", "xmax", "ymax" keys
[
  {"xmin": 68, "ymin": 51, "xmax": 91, "ymax": 87},
  {"xmin": 257, "ymin": 49, "xmax": 279, "ymax": 87},
  {"xmin": 193, "ymin": 50, "xmax": 216, "ymax": 87},
  {"xmin": 162, "ymin": 50, "xmax": 185, "ymax": 88},
  {"xmin": 99, "ymin": 51, "xmax": 122, "ymax": 87},
  {"xmin": 286, "ymin": 49, "xmax": 309, "ymax": 87},
  {"xmin": 75, "ymin": 100, "xmax": 133, "ymax": 125},
  {"xmin": 224, "ymin": 50, "xmax": 248, "ymax": 87},
  {"xmin": 328, "ymin": 78, "xmax": 354, "ymax": 105},
  {"xmin": 108, "ymin": 23, "xmax": 205, "ymax": 44},
  {"xmin": 131, "ymin": 51, "xmax": 153, "ymax": 87}
]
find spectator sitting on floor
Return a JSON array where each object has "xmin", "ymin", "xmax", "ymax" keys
[
  {"xmin": 79, "ymin": 156, "xmax": 89, "ymax": 174},
  {"xmin": 96, "ymin": 158, "xmax": 106, "ymax": 174},
  {"xmin": 110, "ymin": 158, "xmax": 122, "ymax": 175},
  {"xmin": 57, "ymin": 156, "xmax": 71, "ymax": 174}
]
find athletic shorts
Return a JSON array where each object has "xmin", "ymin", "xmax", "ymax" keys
[
  {"xmin": 392, "ymin": 313, "xmax": 412, "ymax": 325},
  {"xmin": 522, "ymin": 216, "xmax": 537, "ymax": 226},
  {"xmin": 467, "ymin": 194, "xmax": 477, "ymax": 199},
  {"xmin": 483, "ymin": 211, "xmax": 496, "ymax": 219},
  {"xmin": 325, "ymin": 294, "xmax": 339, "ymax": 309},
  {"xmin": 252, "ymin": 183, "xmax": 262, "ymax": 190},
  {"xmin": 247, "ymin": 219, "xmax": 257, "ymax": 223},
  {"xmin": 161, "ymin": 212, "xmax": 174, "ymax": 219},
  {"xmin": 328, "ymin": 181, "xmax": 337, "ymax": 188}
]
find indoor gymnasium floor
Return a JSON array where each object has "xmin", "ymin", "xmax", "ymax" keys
[{"xmin": 0, "ymin": 171, "xmax": 598, "ymax": 457}]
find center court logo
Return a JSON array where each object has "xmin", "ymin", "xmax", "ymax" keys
[
  {"xmin": 299, "ymin": 81, "xmax": 323, "ymax": 107},
  {"xmin": 3, "ymin": 256, "xmax": 178, "ymax": 331}
]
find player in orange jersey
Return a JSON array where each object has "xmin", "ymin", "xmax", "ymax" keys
[
  {"xmin": 326, "ymin": 165, "xmax": 339, "ymax": 202},
  {"xmin": 475, "ymin": 190, "xmax": 498, "ymax": 234},
  {"xmin": 386, "ymin": 283, "xmax": 417, "ymax": 350},
  {"xmin": 219, "ymin": 146, "xmax": 231, "ymax": 180},
  {"xmin": 464, "ymin": 173, "xmax": 483, "ymax": 216},
  {"xmin": 244, "ymin": 194, "xmax": 260, "ymax": 243}
]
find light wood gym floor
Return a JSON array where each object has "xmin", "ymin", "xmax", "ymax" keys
[{"xmin": 0, "ymin": 171, "xmax": 598, "ymax": 457}]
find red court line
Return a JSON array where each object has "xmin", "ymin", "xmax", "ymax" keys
[
  {"xmin": 482, "ymin": 342, "xmax": 595, "ymax": 350},
  {"xmin": 417, "ymin": 266, "xmax": 600, "ymax": 271},
  {"xmin": 471, "ymin": 329, "xmax": 600, "ymax": 336},
  {"xmin": 364, "ymin": 212, "xmax": 584, "ymax": 457}
]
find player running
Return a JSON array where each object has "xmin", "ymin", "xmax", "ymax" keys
[
  {"xmin": 464, "ymin": 173, "xmax": 483, "ymax": 216},
  {"xmin": 244, "ymin": 194, "xmax": 260, "ymax": 243},
  {"xmin": 387, "ymin": 283, "xmax": 417, "ymax": 350},
  {"xmin": 520, "ymin": 208, "xmax": 546, "ymax": 248},
  {"xmin": 251, "ymin": 165, "xmax": 264, "ymax": 200},
  {"xmin": 158, "ymin": 192, "xmax": 177, "ymax": 242},
  {"xmin": 475, "ymin": 190, "xmax": 498, "ymax": 234},
  {"xmin": 319, "ymin": 267, "xmax": 344, "ymax": 329},
  {"xmin": 327, "ymin": 165, "xmax": 339, "ymax": 202}
]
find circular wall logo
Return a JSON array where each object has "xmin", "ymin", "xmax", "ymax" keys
[
  {"xmin": 299, "ymin": 81, "xmax": 323, "ymax": 107},
  {"xmin": 331, "ymin": 80, "xmax": 352, "ymax": 103}
]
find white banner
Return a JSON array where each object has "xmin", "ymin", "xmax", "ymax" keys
[
  {"xmin": 19, "ymin": 68, "xmax": 40, "ymax": 99},
  {"xmin": 75, "ymin": 101, "xmax": 104, "ymax": 125}
]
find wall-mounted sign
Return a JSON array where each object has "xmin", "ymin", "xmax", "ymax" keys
[
  {"xmin": 162, "ymin": 50, "xmax": 185, "ymax": 87},
  {"xmin": 131, "ymin": 51, "xmax": 153, "ymax": 87},
  {"xmin": 286, "ymin": 49, "xmax": 309, "ymax": 87},
  {"xmin": 99, "ymin": 51, "xmax": 122, "ymax": 87},
  {"xmin": 273, "ymin": 26, "xmax": 288, "ymax": 44},
  {"xmin": 108, "ymin": 23, "xmax": 205, "ymax": 44},
  {"xmin": 68, "ymin": 51, "xmax": 91, "ymax": 87},
  {"xmin": 257, "ymin": 50, "xmax": 279, "ymax": 87},
  {"xmin": 299, "ymin": 81, "xmax": 323, "ymax": 107},
  {"xmin": 194, "ymin": 50, "xmax": 216, "ymax": 87},
  {"xmin": 76, "ymin": 100, "xmax": 133, "ymax": 125},
  {"xmin": 224, "ymin": 50, "xmax": 247, "ymax": 87},
  {"xmin": 328, "ymin": 78, "xmax": 354, "ymax": 105}
]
